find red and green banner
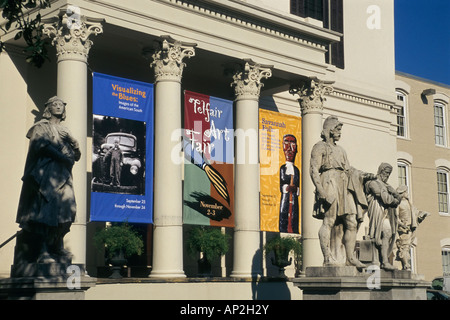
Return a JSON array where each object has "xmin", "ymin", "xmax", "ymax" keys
[{"xmin": 183, "ymin": 91, "xmax": 234, "ymax": 227}]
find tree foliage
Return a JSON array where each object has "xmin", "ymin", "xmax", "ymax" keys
[
  {"xmin": 0, "ymin": 0, "xmax": 52, "ymax": 67},
  {"xmin": 94, "ymin": 223, "xmax": 144, "ymax": 259},
  {"xmin": 186, "ymin": 226, "xmax": 231, "ymax": 262},
  {"xmin": 264, "ymin": 235, "xmax": 302, "ymax": 257}
]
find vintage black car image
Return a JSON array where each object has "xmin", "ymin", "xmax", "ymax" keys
[{"xmin": 92, "ymin": 132, "xmax": 145, "ymax": 195}]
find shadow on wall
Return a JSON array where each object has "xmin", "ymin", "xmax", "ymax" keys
[
  {"xmin": 8, "ymin": 45, "xmax": 58, "ymax": 124},
  {"xmin": 251, "ymin": 248, "xmax": 291, "ymax": 300}
]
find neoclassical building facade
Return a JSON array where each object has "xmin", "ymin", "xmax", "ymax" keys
[{"xmin": 2, "ymin": 0, "xmax": 437, "ymax": 299}]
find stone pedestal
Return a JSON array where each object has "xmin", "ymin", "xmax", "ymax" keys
[
  {"xmin": 0, "ymin": 275, "xmax": 96, "ymax": 300},
  {"xmin": 11, "ymin": 262, "xmax": 77, "ymax": 278},
  {"xmin": 293, "ymin": 266, "xmax": 430, "ymax": 300},
  {"xmin": 1, "ymin": 260, "xmax": 95, "ymax": 300}
]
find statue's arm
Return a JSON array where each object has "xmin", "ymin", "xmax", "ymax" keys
[
  {"xmin": 368, "ymin": 181, "xmax": 399, "ymax": 207},
  {"xmin": 42, "ymin": 143, "xmax": 74, "ymax": 166},
  {"xmin": 310, "ymin": 144, "xmax": 330, "ymax": 202}
]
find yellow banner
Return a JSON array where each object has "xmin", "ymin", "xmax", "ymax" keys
[{"xmin": 259, "ymin": 109, "xmax": 302, "ymax": 234}]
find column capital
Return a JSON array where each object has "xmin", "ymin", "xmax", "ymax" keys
[
  {"xmin": 231, "ymin": 59, "xmax": 272, "ymax": 101},
  {"xmin": 43, "ymin": 9, "xmax": 103, "ymax": 63},
  {"xmin": 149, "ymin": 35, "xmax": 197, "ymax": 83},
  {"xmin": 289, "ymin": 77, "xmax": 334, "ymax": 116}
]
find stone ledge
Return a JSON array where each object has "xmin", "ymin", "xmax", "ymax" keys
[
  {"xmin": 293, "ymin": 266, "xmax": 431, "ymax": 300},
  {"xmin": 95, "ymin": 276, "xmax": 291, "ymax": 285},
  {"xmin": 0, "ymin": 275, "xmax": 97, "ymax": 300}
]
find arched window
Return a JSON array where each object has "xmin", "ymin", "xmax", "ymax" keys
[
  {"xmin": 437, "ymin": 168, "xmax": 450, "ymax": 215},
  {"xmin": 442, "ymin": 242, "xmax": 450, "ymax": 275},
  {"xmin": 434, "ymin": 101, "xmax": 447, "ymax": 146},
  {"xmin": 396, "ymin": 90, "xmax": 408, "ymax": 138},
  {"xmin": 397, "ymin": 161, "xmax": 410, "ymax": 189}
]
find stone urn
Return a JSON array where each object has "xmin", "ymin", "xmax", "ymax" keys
[
  {"xmin": 109, "ymin": 251, "xmax": 127, "ymax": 279},
  {"xmin": 197, "ymin": 256, "xmax": 213, "ymax": 277},
  {"xmin": 271, "ymin": 250, "xmax": 293, "ymax": 278}
]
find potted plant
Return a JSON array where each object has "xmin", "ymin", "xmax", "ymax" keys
[
  {"xmin": 264, "ymin": 235, "xmax": 302, "ymax": 278},
  {"xmin": 94, "ymin": 223, "xmax": 144, "ymax": 279},
  {"xmin": 186, "ymin": 226, "xmax": 231, "ymax": 277}
]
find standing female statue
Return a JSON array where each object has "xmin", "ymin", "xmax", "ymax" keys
[{"xmin": 15, "ymin": 96, "xmax": 80, "ymax": 267}]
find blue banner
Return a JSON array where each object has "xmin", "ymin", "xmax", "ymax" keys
[{"xmin": 90, "ymin": 73, "xmax": 154, "ymax": 223}]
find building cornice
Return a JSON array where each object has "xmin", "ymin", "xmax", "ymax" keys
[
  {"xmin": 396, "ymin": 71, "xmax": 450, "ymax": 89},
  {"xmin": 329, "ymin": 88, "xmax": 394, "ymax": 111},
  {"xmin": 155, "ymin": 0, "xmax": 340, "ymax": 52}
]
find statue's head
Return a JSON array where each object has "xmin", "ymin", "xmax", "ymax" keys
[
  {"xmin": 377, "ymin": 162, "xmax": 393, "ymax": 183},
  {"xmin": 397, "ymin": 185, "xmax": 408, "ymax": 198},
  {"xmin": 42, "ymin": 96, "xmax": 67, "ymax": 120},
  {"xmin": 321, "ymin": 116, "xmax": 343, "ymax": 141},
  {"xmin": 283, "ymin": 134, "xmax": 297, "ymax": 162}
]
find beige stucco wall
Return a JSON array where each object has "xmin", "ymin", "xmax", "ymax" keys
[
  {"xmin": 396, "ymin": 72, "xmax": 450, "ymax": 281},
  {"xmin": 0, "ymin": 52, "xmax": 32, "ymax": 277},
  {"xmin": 85, "ymin": 279, "xmax": 303, "ymax": 300}
]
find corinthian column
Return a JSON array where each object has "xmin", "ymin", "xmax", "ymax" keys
[
  {"xmin": 231, "ymin": 59, "xmax": 272, "ymax": 278},
  {"xmin": 43, "ymin": 10, "xmax": 103, "ymax": 266},
  {"xmin": 148, "ymin": 36, "xmax": 196, "ymax": 278},
  {"xmin": 290, "ymin": 77, "xmax": 333, "ymax": 271}
]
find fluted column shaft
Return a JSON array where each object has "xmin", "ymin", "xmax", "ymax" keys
[
  {"xmin": 149, "ymin": 36, "xmax": 196, "ymax": 278},
  {"xmin": 290, "ymin": 78, "xmax": 333, "ymax": 271},
  {"xmin": 231, "ymin": 60, "xmax": 272, "ymax": 278}
]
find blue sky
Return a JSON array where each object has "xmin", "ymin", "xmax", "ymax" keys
[{"xmin": 394, "ymin": 0, "xmax": 450, "ymax": 85}]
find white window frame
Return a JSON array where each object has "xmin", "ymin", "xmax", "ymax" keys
[
  {"xmin": 396, "ymin": 90, "xmax": 408, "ymax": 138},
  {"xmin": 397, "ymin": 161, "xmax": 410, "ymax": 189},
  {"xmin": 442, "ymin": 246, "xmax": 450, "ymax": 275},
  {"xmin": 434, "ymin": 102, "xmax": 447, "ymax": 147},
  {"xmin": 437, "ymin": 168, "xmax": 450, "ymax": 216}
]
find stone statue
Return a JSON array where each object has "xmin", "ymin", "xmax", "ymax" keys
[
  {"xmin": 395, "ymin": 185, "xmax": 429, "ymax": 270},
  {"xmin": 310, "ymin": 116, "xmax": 375, "ymax": 268},
  {"xmin": 365, "ymin": 163, "xmax": 401, "ymax": 271},
  {"xmin": 14, "ymin": 96, "xmax": 80, "ymax": 271}
]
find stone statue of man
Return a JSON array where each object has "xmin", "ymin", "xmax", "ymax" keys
[
  {"xmin": 395, "ymin": 185, "xmax": 429, "ymax": 270},
  {"xmin": 365, "ymin": 163, "xmax": 401, "ymax": 271},
  {"xmin": 14, "ymin": 96, "xmax": 80, "ymax": 270},
  {"xmin": 310, "ymin": 116, "xmax": 375, "ymax": 268}
]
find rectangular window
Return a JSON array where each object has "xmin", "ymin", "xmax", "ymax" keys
[
  {"xmin": 323, "ymin": 0, "xmax": 344, "ymax": 69},
  {"xmin": 290, "ymin": 0, "xmax": 324, "ymax": 20},
  {"xmin": 434, "ymin": 103, "xmax": 446, "ymax": 146},
  {"xmin": 396, "ymin": 92, "xmax": 407, "ymax": 137},
  {"xmin": 437, "ymin": 171, "xmax": 449, "ymax": 214},
  {"xmin": 290, "ymin": 0, "xmax": 344, "ymax": 69}
]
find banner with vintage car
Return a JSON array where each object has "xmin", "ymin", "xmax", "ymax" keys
[
  {"xmin": 259, "ymin": 109, "xmax": 302, "ymax": 234},
  {"xmin": 90, "ymin": 73, "xmax": 154, "ymax": 223},
  {"xmin": 183, "ymin": 91, "xmax": 234, "ymax": 227}
]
